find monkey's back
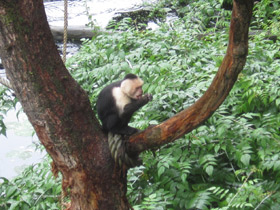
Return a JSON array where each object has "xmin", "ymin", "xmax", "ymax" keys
[{"xmin": 96, "ymin": 80, "xmax": 122, "ymax": 130}]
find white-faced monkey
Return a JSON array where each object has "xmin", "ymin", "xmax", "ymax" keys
[{"xmin": 97, "ymin": 74, "xmax": 153, "ymax": 136}]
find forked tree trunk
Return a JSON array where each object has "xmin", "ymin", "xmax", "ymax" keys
[{"xmin": 0, "ymin": 0, "xmax": 254, "ymax": 209}]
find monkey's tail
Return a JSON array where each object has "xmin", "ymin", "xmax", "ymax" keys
[{"xmin": 108, "ymin": 132, "xmax": 142, "ymax": 168}]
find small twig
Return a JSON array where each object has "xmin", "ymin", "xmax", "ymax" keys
[
  {"xmin": 34, "ymin": 189, "xmax": 48, "ymax": 205},
  {"xmin": 229, "ymin": 171, "xmax": 254, "ymax": 205},
  {"xmin": 225, "ymin": 150, "xmax": 240, "ymax": 181},
  {"xmin": 254, "ymin": 192, "xmax": 273, "ymax": 210},
  {"xmin": 125, "ymin": 58, "xmax": 133, "ymax": 69}
]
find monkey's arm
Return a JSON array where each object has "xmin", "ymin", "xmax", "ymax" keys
[{"xmin": 122, "ymin": 94, "xmax": 152, "ymax": 117}]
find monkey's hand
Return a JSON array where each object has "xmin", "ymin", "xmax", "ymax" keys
[{"xmin": 143, "ymin": 94, "xmax": 153, "ymax": 101}]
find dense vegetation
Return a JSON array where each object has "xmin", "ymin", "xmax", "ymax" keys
[{"xmin": 1, "ymin": 0, "xmax": 279, "ymax": 209}]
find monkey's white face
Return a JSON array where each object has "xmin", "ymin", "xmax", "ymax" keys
[{"xmin": 121, "ymin": 78, "xmax": 144, "ymax": 100}]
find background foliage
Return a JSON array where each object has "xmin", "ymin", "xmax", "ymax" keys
[
  {"xmin": 0, "ymin": 88, "xmax": 17, "ymax": 137},
  {"xmin": 1, "ymin": 0, "xmax": 279, "ymax": 209},
  {"xmin": 0, "ymin": 157, "xmax": 61, "ymax": 210}
]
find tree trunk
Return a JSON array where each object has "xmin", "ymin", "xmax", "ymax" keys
[
  {"xmin": 0, "ymin": 0, "xmax": 254, "ymax": 209},
  {"xmin": 0, "ymin": 1, "xmax": 129, "ymax": 209}
]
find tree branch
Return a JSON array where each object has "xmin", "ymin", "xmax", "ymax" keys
[{"xmin": 127, "ymin": 0, "xmax": 254, "ymax": 153}]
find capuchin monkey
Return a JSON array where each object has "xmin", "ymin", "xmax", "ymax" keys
[{"xmin": 97, "ymin": 74, "xmax": 153, "ymax": 136}]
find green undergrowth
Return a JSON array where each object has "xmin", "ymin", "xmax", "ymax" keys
[{"xmin": 0, "ymin": 156, "xmax": 62, "ymax": 210}]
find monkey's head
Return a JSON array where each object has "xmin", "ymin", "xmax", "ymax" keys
[{"xmin": 121, "ymin": 74, "xmax": 144, "ymax": 100}]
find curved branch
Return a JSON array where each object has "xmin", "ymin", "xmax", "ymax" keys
[{"xmin": 128, "ymin": 0, "xmax": 254, "ymax": 153}]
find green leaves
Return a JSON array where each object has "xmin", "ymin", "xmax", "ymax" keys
[
  {"xmin": 199, "ymin": 154, "xmax": 217, "ymax": 176},
  {"xmin": 0, "ymin": 87, "xmax": 18, "ymax": 136},
  {"xmin": 0, "ymin": 157, "xmax": 61, "ymax": 210},
  {"xmin": 240, "ymin": 154, "xmax": 251, "ymax": 167}
]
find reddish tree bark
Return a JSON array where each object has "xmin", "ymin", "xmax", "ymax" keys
[{"xmin": 0, "ymin": 0, "xmax": 254, "ymax": 209}]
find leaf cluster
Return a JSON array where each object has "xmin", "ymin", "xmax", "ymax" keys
[
  {"xmin": 0, "ymin": 156, "xmax": 61, "ymax": 210},
  {"xmin": 252, "ymin": 0, "xmax": 280, "ymax": 35},
  {"xmin": 0, "ymin": 87, "xmax": 17, "ymax": 136}
]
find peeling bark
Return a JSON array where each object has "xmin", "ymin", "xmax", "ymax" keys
[{"xmin": 0, "ymin": 0, "xmax": 254, "ymax": 209}]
